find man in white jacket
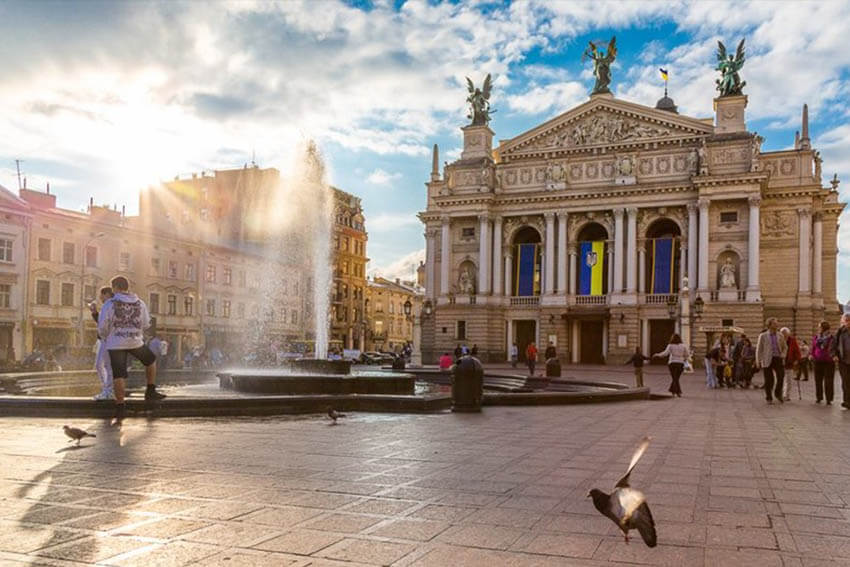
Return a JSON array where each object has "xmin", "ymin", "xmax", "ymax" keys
[
  {"xmin": 97, "ymin": 276, "xmax": 165, "ymax": 423},
  {"xmin": 91, "ymin": 286, "xmax": 114, "ymax": 400}
]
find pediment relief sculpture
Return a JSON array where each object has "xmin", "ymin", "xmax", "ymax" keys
[
  {"xmin": 761, "ymin": 210, "xmax": 795, "ymax": 238},
  {"xmin": 528, "ymin": 112, "xmax": 672, "ymax": 151}
]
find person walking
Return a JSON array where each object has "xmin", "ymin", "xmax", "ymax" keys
[
  {"xmin": 470, "ymin": 344, "xmax": 478, "ymax": 357},
  {"xmin": 652, "ymin": 333, "xmax": 689, "ymax": 397},
  {"xmin": 91, "ymin": 286, "xmax": 114, "ymax": 401},
  {"xmin": 832, "ymin": 313, "xmax": 850, "ymax": 410},
  {"xmin": 781, "ymin": 327, "xmax": 801, "ymax": 401},
  {"xmin": 755, "ymin": 317, "xmax": 788, "ymax": 405},
  {"xmin": 811, "ymin": 321, "xmax": 835, "ymax": 405},
  {"xmin": 797, "ymin": 340, "xmax": 810, "ymax": 381},
  {"xmin": 453, "ymin": 344, "xmax": 462, "ymax": 363},
  {"xmin": 525, "ymin": 341, "xmax": 538, "ymax": 376},
  {"xmin": 704, "ymin": 342, "xmax": 718, "ymax": 389},
  {"xmin": 740, "ymin": 337, "xmax": 756, "ymax": 388},
  {"xmin": 625, "ymin": 346, "xmax": 650, "ymax": 388},
  {"xmin": 510, "ymin": 343, "xmax": 518, "ymax": 368},
  {"xmin": 544, "ymin": 342, "xmax": 557, "ymax": 361},
  {"xmin": 97, "ymin": 276, "xmax": 165, "ymax": 424}
]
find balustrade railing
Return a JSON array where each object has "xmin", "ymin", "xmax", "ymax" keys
[
  {"xmin": 645, "ymin": 294, "xmax": 678, "ymax": 305},
  {"xmin": 575, "ymin": 295, "xmax": 607, "ymax": 305},
  {"xmin": 510, "ymin": 296, "xmax": 540, "ymax": 306}
]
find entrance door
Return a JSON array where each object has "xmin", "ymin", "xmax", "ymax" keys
[
  {"xmin": 0, "ymin": 324, "xmax": 12, "ymax": 361},
  {"xmin": 515, "ymin": 320, "xmax": 536, "ymax": 363},
  {"xmin": 580, "ymin": 320, "xmax": 604, "ymax": 363},
  {"xmin": 649, "ymin": 319, "xmax": 676, "ymax": 365}
]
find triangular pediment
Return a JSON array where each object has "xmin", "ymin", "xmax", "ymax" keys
[{"xmin": 498, "ymin": 96, "xmax": 714, "ymax": 159}]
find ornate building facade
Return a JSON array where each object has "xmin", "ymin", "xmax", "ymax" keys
[
  {"xmin": 330, "ymin": 187, "xmax": 368, "ymax": 351},
  {"xmin": 420, "ymin": 92, "xmax": 844, "ymax": 364}
]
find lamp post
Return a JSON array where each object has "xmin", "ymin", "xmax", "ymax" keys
[
  {"xmin": 78, "ymin": 232, "xmax": 105, "ymax": 347},
  {"xmin": 680, "ymin": 277, "xmax": 691, "ymax": 349},
  {"xmin": 407, "ymin": 298, "xmax": 431, "ymax": 368}
]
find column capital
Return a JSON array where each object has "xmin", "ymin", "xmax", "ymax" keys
[
  {"xmin": 557, "ymin": 210, "xmax": 569, "ymax": 220},
  {"xmin": 493, "ymin": 215, "xmax": 503, "ymax": 226},
  {"xmin": 441, "ymin": 215, "xmax": 451, "ymax": 224},
  {"xmin": 797, "ymin": 207, "xmax": 811, "ymax": 219},
  {"xmin": 626, "ymin": 206, "xmax": 638, "ymax": 216},
  {"xmin": 425, "ymin": 228, "xmax": 439, "ymax": 239},
  {"xmin": 544, "ymin": 211, "xmax": 556, "ymax": 221},
  {"xmin": 478, "ymin": 213, "xmax": 491, "ymax": 223},
  {"xmin": 613, "ymin": 207, "xmax": 625, "ymax": 219},
  {"xmin": 687, "ymin": 202, "xmax": 699, "ymax": 215},
  {"xmin": 698, "ymin": 198, "xmax": 710, "ymax": 210},
  {"xmin": 568, "ymin": 243, "xmax": 578, "ymax": 254},
  {"xmin": 748, "ymin": 196, "xmax": 761, "ymax": 208},
  {"xmin": 813, "ymin": 211, "xmax": 823, "ymax": 223}
]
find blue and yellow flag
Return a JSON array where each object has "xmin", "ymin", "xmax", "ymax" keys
[
  {"xmin": 515, "ymin": 243, "xmax": 538, "ymax": 296},
  {"xmin": 659, "ymin": 68, "xmax": 668, "ymax": 81},
  {"xmin": 650, "ymin": 238, "xmax": 675, "ymax": 294},
  {"xmin": 578, "ymin": 241, "xmax": 605, "ymax": 296}
]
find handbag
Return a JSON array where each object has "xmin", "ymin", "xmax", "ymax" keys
[{"xmin": 683, "ymin": 359, "xmax": 694, "ymax": 373}]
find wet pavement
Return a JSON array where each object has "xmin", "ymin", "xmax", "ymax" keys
[{"xmin": 1, "ymin": 366, "xmax": 849, "ymax": 566}]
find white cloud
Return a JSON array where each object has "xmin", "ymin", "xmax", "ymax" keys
[
  {"xmin": 369, "ymin": 248, "xmax": 425, "ymax": 282},
  {"xmin": 366, "ymin": 168, "xmax": 402, "ymax": 185},
  {"xmin": 368, "ymin": 213, "xmax": 420, "ymax": 232},
  {"xmin": 506, "ymin": 81, "xmax": 587, "ymax": 116}
]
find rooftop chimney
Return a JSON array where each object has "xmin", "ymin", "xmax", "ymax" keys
[
  {"xmin": 431, "ymin": 144, "xmax": 440, "ymax": 181},
  {"xmin": 46, "ymin": 182, "xmax": 50, "ymax": 193}
]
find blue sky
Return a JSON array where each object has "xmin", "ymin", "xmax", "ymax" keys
[{"xmin": 0, "ymin": 1, "xmax": 847, "ymax": 300}]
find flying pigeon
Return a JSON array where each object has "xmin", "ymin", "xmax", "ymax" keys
[
  {"xmin": 587, "ymin": 436, "xmax": 656, "ymax": 547},
  {"xmin": 63, "ymin": 425, "xmax": 96, "ymax": 446},
  {"xmin": 327, "ymin": 407, "xmax": 346, "ymax": 424}
]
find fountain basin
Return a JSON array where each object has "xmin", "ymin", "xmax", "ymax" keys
[
  {"xmin": 282, "ymin": 359, "xmax": 352, "ymax": 375},
  {"xmin": 218, "ymin": 369, "xmax": 414, "ymax": 395}
]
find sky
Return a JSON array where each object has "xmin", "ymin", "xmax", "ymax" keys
[{"xmin": 0, "ymin": 0, "xmax": 848, "ymax": 301}]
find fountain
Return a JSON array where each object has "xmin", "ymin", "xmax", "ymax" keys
[{"xmin": 217, "ymin": 141, "xmax": 413, "ymax": 395}]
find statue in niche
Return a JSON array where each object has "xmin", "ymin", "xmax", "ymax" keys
[
  {"xmin": 751, "ymin": 133, "xmax": 763, "ymax": 172},
  {"xmin": 719, "ymin": 257, "xmax": 737, "ymax": 289},
  {"xmin": 715, "ymin": 39, "xmax": 747, "ymax": 97},
  {"xmin": 458, "ymin": 267, "xmax": 475, "ymax": 295},
  {"xmin": 814, "ymin": 151, "xmax": 822, "ymax": 180},
  {"xmin": 698, "ymin": 140, "xmax": 708, "ymax": 175}
]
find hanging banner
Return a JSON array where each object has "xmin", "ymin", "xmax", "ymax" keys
[
  {"xmin": 651, "ymin": 238, "xmax": 675, "ymax": 294},
  {"xmin": 515, "ymin": 243, "xmax": 537, "ymax": 296},
  {"xmin": 578, "ymin": 241, "xmax": 605, "ymax": 296}
]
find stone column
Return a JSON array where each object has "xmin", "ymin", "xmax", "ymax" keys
[
  {"xmin": 813, "ymin": 212, "xmax": 823, "ymax": 294},
  {"xmin": 641, "ymin": 318, "xmax": 649, "ymax": 356},
  {"xmin": 425, "ymin": 228, "xmax": 437, "ymax": 300},
  {"xmin": 679, "ymin": 243, "xmax": 687, "ymax": 292},
  {"xmin": 687, "ymin": 203, "xmax": 698, "ymax": 291},
  {"xmin": 747, "ymin": 197, "xmax": 761, "ymax": 300},
  {"xmin": 557, "ymin": 212, "xmax": 568, "ymax": 293},
  {"xmin": 568, "ymin": 245, "xmax": 577, "ymax": 295},
  {"xmin": 506, "ymin": 319, "xmax": 513, "ymax": 362},
  {"xmin": 638, "ymin": 245, "xmax": 646, "ymax": 294},
  {"xmin": 607, "ymin": 248, "xmax": 615, "ymax": 294},
  {"xmin": 478, "ymin": 215, "xmax": 490, "ymax": 295},
  {"xmin": 626, "ymin": 207, "xmax": 637, "ymax": 293},
  {"xmin": 504, "ymin": 252, "xmax": 513, "ymax": 297},
  {"xmin": 492, "ymin": 216, "xmax": 503, "ymax": 297},
  {"xmin": 698, "ymin": 199, "xmax": 710, "ymax": 291},
  {"xmin": 613, "ymin": 208, "xmax": 624, "ymax": 293},
  {"xmin": 798, "ymin": 208, "xmax": 811, "ymax": 294},
  {"xmin": 544, "ymin": 212, "xmax": 555, "ymax": 295},
  {"xmin": 440, "ymin": 216, "xmax": 450, "ymax": 296},
  {"xmin": 571, "ymin": 319, "xmax": 579, "ymax": 363}
]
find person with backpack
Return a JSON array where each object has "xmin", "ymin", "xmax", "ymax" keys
[{"xmin": 811, "ymin": 320, "xmax": 836, "ymax": 405}]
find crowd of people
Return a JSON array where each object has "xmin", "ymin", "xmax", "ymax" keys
[{"xmin": 638, "ymin": 313, "xmax": 850, "ymax": 406}]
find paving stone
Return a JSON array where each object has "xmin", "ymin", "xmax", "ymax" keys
[
  {"xmin": 368, "ymin": 518, "xmax": 450, "ymax": 541},
  {"xmin": 511, "ymin": 533, "xmax": 603, "ymax": 558},
  {"xmin": 181, "ymin": 522, "xmax": 283, "ymax": 547},
  {"xmin": 301, "ymin": 512, "xmax": 384, "ymax": 534},
  {"xmin": 436, "ymin": 524, "xmax": 525, "ymax": 550},
  {"xmin": 35, "ymin": 535, "xmax": 152, "ymax": 563},
  {"xmin": 316, "ymin": 537, "xmax": 416, "ymax": 565},
  {"xmin": 239, "ymin": 506, "xmax": 323, "ymax": 527},
  {"xmin": 112, "ymin": 540, "xmax": 221, "ymax": 567},
  {"xmin": 253, "ymin": 529, "xmax": 342, "ymax": 555}
]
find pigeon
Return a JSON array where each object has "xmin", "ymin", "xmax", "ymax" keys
[
  {"xmin": 327, "ymin": 407, "xmax": 346, "ymax": 424},
  {"xmin": 63, "ymin": 425, "xmax": 96, "ymax": 446},
  {"xmin": 587, "ymin": 436, "xmax": 657, "ymax": 547}
]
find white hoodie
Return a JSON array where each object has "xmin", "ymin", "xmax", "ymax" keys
[{"xmin": 97, "ymin": 292, "xmax": 151, "ymax": 350}]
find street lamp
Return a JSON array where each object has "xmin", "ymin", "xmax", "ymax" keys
[
  {"xmin": 78, "ymin": 231, "xmax": 105, "ymax": 347},
  {"xmin": 666, "ymin": 295, "xmax": 678, "ymax": 320},
  {"xmin": 403, "ymin": 299, "xmax": 412, "ymax": 318},
  {"xmin": 693, "ymin": 295, "xmax": 705, "ymax": 319}
]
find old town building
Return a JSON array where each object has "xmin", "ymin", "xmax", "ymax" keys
[
  {"xmin": 0, "ymin": 186, "xmax": 32, "ymax": 363},
  {"xmin": 364, "ymin": 276, "xmax": 423, "ymax": 353},
  {"xmin": 420, "ymin": 90, "xmax": 845, "ymax": 364},
  {"xmin": 331, "ymin": 187, "xmax": 368, "ymax": 352}
]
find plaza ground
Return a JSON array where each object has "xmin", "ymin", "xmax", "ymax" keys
[{"xmin": 1, "ymin": 365, "xmax": 849, "ymax": 566}]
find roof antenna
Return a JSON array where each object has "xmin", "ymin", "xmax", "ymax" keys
[
  {"xmin": 251, "ymin": 148, "xmax": 256, "ymax": 167},
  {"xmin": 14, "ymin": 159, "xmax": 23, "ymax": 190}
]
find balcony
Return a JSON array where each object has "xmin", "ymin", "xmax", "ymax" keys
[
  {"xmin": 574, "ymin": 295, "xmax": 607, "ymax": 306},
  {"xmin": 510, "ymin": 296, "xmax": 540, "ymax": 306},
  {"xmin": 645, "ymin": 294, "xmax": 678, "ymax": 305}
]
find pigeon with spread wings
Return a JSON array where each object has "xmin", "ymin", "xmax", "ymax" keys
[{"xmin": 587, "ymin": 436, "xmax": 656, "ymax": 547}]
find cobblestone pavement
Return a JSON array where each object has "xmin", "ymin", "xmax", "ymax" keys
[{"xmin": 1, "ymin": 367, "xmax": 849, "ymax": 566}]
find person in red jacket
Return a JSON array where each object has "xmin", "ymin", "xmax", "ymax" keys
[
  {"xmin": 525, "ymin": 342, "xmax": 538, "ymax": 376},
  {"xmin": 781, "ymin": 327, "xmax": 801, "ymax": 401}
]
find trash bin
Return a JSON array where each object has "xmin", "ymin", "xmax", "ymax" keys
[
  {"xmin": 452, "ymin": 356, "xmax": 483, "ymax": 412},
  {"xmin": 391, "ymin": 357, "xmax": 406, "ymax": 371},
  {"xmin": 545, "ymin": 357, "xmax": 561, "ymax": 378}
]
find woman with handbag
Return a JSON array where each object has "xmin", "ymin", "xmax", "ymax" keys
[{"xmin": 653, "ymin": 333, "xmax": 690, "ymax": 397}]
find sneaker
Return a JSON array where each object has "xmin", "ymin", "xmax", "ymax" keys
[
  {"xmin": 827, "ymin": 401, "xmax": 833, "ymax": 405},
  {"xmin": 144, "ymin": 388, "xmax": 167, "ymax": 401},
  {"xmin": 114, "ymin": 404, "xmax": 126, "ymax": 425},
  {"xmin": 93, "ymin": 390, "xmax": 115, "ymax": 401}
]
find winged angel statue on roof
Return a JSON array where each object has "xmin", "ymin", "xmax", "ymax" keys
[
  {"xmin": 466, "ymin": 74, "xmax": 493, "ymax": 126},
  {"xmin": 715, "ymin": 39, "xmax": 746, "ymax": 97},
  {"xmin": 583, "ymin": 36, "xmax": 617, "ymax": 95}
]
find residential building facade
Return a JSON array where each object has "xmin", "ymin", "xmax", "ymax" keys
[
  {"xmin": 364, "ymin": 276, "xmax": 423, "ymax": 353},
  {"xmin": 0, "ymin": 186, "xmax": 32, "ymax": 363},
  {"xmin": 331, "ymin": 187, "xmax": 368, "ymax": 351}
]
